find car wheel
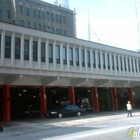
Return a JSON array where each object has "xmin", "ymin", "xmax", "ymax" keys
[
  {"xmin": 77, "ymin": 111, "xmax": 81, "ymax": 116},
  {"xmin": 58, "ymin": 113, "xmax": 63, "ymax": 118}
]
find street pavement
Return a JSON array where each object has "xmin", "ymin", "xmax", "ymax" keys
[{"xmin": 0, "ymin": 109, "xmax": 140, "ymax": 138}]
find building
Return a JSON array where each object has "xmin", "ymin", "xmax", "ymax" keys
[
  {"xmin": 0, "ymin": 0, "xmax": 76, "ymax": 37},
  {"xmin": 0, "ymin": 0, "xmax": 139, "ymax": 122}
]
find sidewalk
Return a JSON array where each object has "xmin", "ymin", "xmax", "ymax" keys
[{"xmin": 0, "ymin": 109, "xmax": 140, "ymax": 138}]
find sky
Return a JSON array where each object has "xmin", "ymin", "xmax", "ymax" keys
[{"xmin": 42, "ymin": 0, "xmax": 139, "ymax": 51}]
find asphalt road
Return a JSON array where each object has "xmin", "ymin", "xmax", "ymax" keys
[{"xmin": 1, "ymin": 116, "xmax": 140, "ymax": 140}]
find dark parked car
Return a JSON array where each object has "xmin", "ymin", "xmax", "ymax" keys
[{"xmin": 46, "ymin": 105, "xmax": 86, "ymax": 118}]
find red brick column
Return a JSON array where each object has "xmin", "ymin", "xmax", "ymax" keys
[
  {"xmin": 69, "ymin": 86, "xmax": 75, "ymax": 105},
  {"xmin": 112, "ymin": 87, "xmax": 118, "ymax": 111},
  {"xmin": 40, "ymin": 86, "xmax": 47, "ymax": 118},
  {"xmin": 128, "ymin": 88, "xmax": 134, "ymax": 109},
  {"xmin": 3, "ymin": 85, "xmax": 10, "ymax": 122},
  {"xmin": 92, "ymin": 87, "xmax": 99, "ymax": 113}
]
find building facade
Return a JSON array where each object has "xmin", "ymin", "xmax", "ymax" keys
[
  {"xmin": 0, "ymin": 0, "xmax": 139, "ymax": 122},
  {"xmin": 0, "ymin": 0, "xmax": 76, "ymax": 37}
]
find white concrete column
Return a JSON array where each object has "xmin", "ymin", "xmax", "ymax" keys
[
  {"xmin": 118, "ymin": 54, "xmax": 121, "ymax": 74},
  {"xmin": 136, "ymin": 58, "xmax": 139, "ymax": 74},
  {"xmin": 1, "ymin": 30, "xmax": 5, "ymax": 65},
  {"xmin": 45, "ymin": 39, "xmax": 49, "ymax": 69},
  {"xmin": 67, "ymin": 43, "xmax": 69, "ymax": 69},
  {"xmin": 29, "ymin": 36, "xmax": 33, "ymax": 68},
  {"xmin": 60, "ymin": 42, "xmax": 63, "ymax": 69},
  {"xmin": 53, "ymin": 41, "xmax": 56, "ymax": 68},
  {"xmin": 105, "ymin": 51, "xmax": 107, "ymax": 72},
  {"xmin": 90, "ymin": 48, "xmax": 93, "ymax": 72},
  {"xmin": 73, "ymin": 45, "xmax": 76, "ymax": 69},
  {"xmin": 95, "ymin": 49, "xmax": 98, "ymax": 72},
  {"xmin": 20, "ymin": 34, "xmax": 24, "ymax": 67},
  {"xmin": 11, "ymin": 32, "xmax": 15, "ymax": 66},
  {"xmin": 38, "ymin": 37, "xmax": 41, "ymax": 68}
]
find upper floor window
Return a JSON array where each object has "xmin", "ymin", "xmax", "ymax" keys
[
  {"xmin": 27, "ymin": 21, "xmax": 30, "ymax": 27},
  {"xmin": 97, "ymin": 52, "xmax": 101, "ymax": 68},
  {"xmin": 112, "ymin": 55, "xmax": 114, "ymax": 70},
  {"xmin": 0, "ymin": 10, "xmax": 2, "ymax": 21},
  {"xmin": 64, "ymin": 30, "xmax": 66, "ymax": 36},
  {"xmin": 0, "ymin": 35, "xmax": 1, "ymax": 57},
  {"xmin": 131, "ymin": 59, "xmax": 134, "ymax": 72},
  {"xmin": 5, "ymin": 36, "xmax": 11, "ymax": 58},
  {"xmin": 75, "ymin": 49, "xmax": 79, "ymax": 66},
  {"xmin": 24, "ymin": 40, "xmax": 29, "ymax": 60},
  {"xmin": 69, "ymin": 47, "xmax": 73, "ymax": 65},
  {"xmin": 33, "ymin": 10, "xmax": 36, "ymax": 17},
  {"xmin": 135, "ymin": 59, "xmax": 137, "ymax": 72},
  {"xmin": 56, "ymin": 28, "xmax": 59, "ymax": 34},
  {"xmin": 59, "ymin": 15, "xmax": 61, "ymax": 24},
  {"xmin": 107, "ymin": 54, "xmax": 110, "ymax": 69},
  {"xmin": 37, "ymin": 11, "xmax": 40, "ymax": 19},
  {"xmin": 20, "ymin": 20, "xmax": 24, "ymax": 26},
  {"xmin": 120, "ymin": 57, "xmax": 123, "ymax": 71},
  {"xmin": 128, "ymin": 58, "xmax": 130, "ymax": 72},
  {"xmin": 63, "ymin": 46, "xmax": 67, "ymax": 65},
  {"xmin": 92, "ymin": 52, "xmax": 96, "ymax": 68},
  {"xmin": 81, "ymin": 50, "xmax": 85, "ymax": 67},
  {"xmin": 38, "ymin": 24, "xmax": 41, "ymax": 30},
  {"xmin": 33, "ymin": 41, "xmax": 38, "ymax": 61},
  {"xmin": 7, "ymin": 10, "xmax": 10, "ymax": 19},
  {"xmin": 42, "ymin": 12, "xmax": 45, "ymax": 19},
  {"xmin": 15, "ymin": 38, "xmax": 20, "ymax": 59},
  {"xmin": 63, "ymin": 15, "xmax": 65, "ymax": 24},
  {"xmin": 51, "ymin": 27, "xmax": 54, "ymax": 33},
  {"xmin": 42, "ymin": 25, "xmax": 46, "ymax": 31},
  {"xmin": 102, "ymin": 53, "xmax": 105, "ymax": 69},
  {"xmin": 20, "ymin": 6, "xmax": 23, "ymax": 14},
  {"xmin": 138, "ymin": 60, "xmax": 140, "ymax": 73},
  {"xmin": 124, "ymin": 57, "xmax": 127, "ymax": 71},
  {"xmin": 56, "ymin": 45, "xmax": 60, "ymax": 64},
  {"xmin": 87, "ymin": 51, "xmax": 90, "ymax": 67},
  {"xmin": 51, "ymin": 13, "xmax": 54, "ymax": 22},
  {"xmin": 26, "ymin": 8, "xmax": 29, "ymax": 16},
  {"xmin": 55, "ymin": 14, "xmax": 58, "ymax": 23},
  {"xmin": 41, "ymin": 42, "xmax": 45, "ymax": 62},
  {"xmin": 34, "ymin": 23, "xmax": 36, "ymax": 29},
  {"xmin": 46, "ymin": 11, "xmax": 50, "ymax": 21},
  {"xmin": 49, "ymin": 44, "xmax": 53, "ymax": 63}
]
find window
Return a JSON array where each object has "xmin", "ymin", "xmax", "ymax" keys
[
  {"xmin": 135, "ymin": 59, "xmax": 137, "ymax": 72},
  {"xmin": 120, "ymin": 57, "xmax": 123, "ymax": 71},
  {"xmin": 20, "ymin": 6, "xmax": 23, "ymax": 14},
  {"xmin": 51, "ymin": 27, "xmax": 54, "ymax": 33},
  {"xmin": 38, "ymin": 24, "xmax": 41, "ymax": 30},
  {"xmin": 92, "ymin": 52, "xmax": 96, "ymax": 68},
  {"xmin": 102, "ymin": 53, "xmax": 105, "ymax": 69},
  {"xmin": 42, "ymin": 25, "xmax": 46, "ymax": 31},
  {"xmin": 131, "ymin": 59, "xmax": 134, "ymax": 72},
  {"xmin": 81, "ymin": 50, "xmax": 85, "ymax": 67},
  {"xmin": 60, "ymin": 29, "xmax": 62, "ymax": 35},
  {"xmin": 41, "ymin": 43, "xmax": 45, "ymax": 62},
  {"xmin": 116, "ymin": 56, "xmax": 119, "ymax": 70},
  {"xmin": 33, "ymin": 41, "xmax": 38, "ymax": 61},
  {"xmin": 107, "ymin": 54, "xmax": 110, "ymax": 69},
  {"xmin": 33, "ymin": 10, "xmax": 36, "ymax": 17},
  {"xmin": 0, "ymin": 10, "xmax": 2, "ymax": 21},
  {"xmin": 112, "ymin": 55, "xmax": 114, "ymax": 70},
  {"xmin": 34, "ymin": 23, "xmax": 36, "ymax": 29},
  {"xmin": 138, "ymin": 60, "xmax": 140, "ymax": 73},
  {"xmin": 87, "ymin": 51, "xmax": 90, "ymax": 67},
  {"xmin": 27, "ymin": 21, "xmax": 30, "ymax": 27},
  {"xmin": 26, "ymin": 8, "xmax": 29, "ymax": 16},
  {"xmin": 64, "ymin": 30, "xmax": 66, "ymax": 35},
  {"xmin": 0, "ymin": 35, "xmax": 1, "ymax": 57},
  {"xmin": 75, "ymin": 49, "xmax": 79, "ymax": 66},
  {"xmin": 63, "ymin": 16, "xmax": 65, "ymax": 24},
  {"xmin": 56, "ymin": 28, "xmax": 59, "ymax": 34},
  {"xmin": 24, "ymin": 40, "xmax": 29, "ymax": 60},
  {"xmin": 69, "ymin": 48, "xmax": 73, "ymax": 65},
  {"xmin": 55, "ymin": 14, "xmax": 58, "ymax": 23},
  {"xmin": 15, "ymin": 38, "xmax": 20, "ymax": 59},
  {"xmin": 97, "ymin": 53, "xmax": 101, "ymax": 68},
  {"xmin": 59, "ymin": 15, "xmax": 61, "ymax": 24},
  {"xmin": 51, "ymin": 13, "xmax": 54, "ymax": 22},
  {"xmin": 49, "ymin": 44, "xmax": 53, "ymax": 63},
  {"xmin": 63, "ymin": 46, "xmax": 67, "ymax": 64},
  {"xmin": 37, "ymin": 11, "xmax": 40, "ymax": 19},
  {"xmin": 20, "ymin": 20, "xmax": 24, "ymax": 26},
  {"xmin": 124, "ymin": 57, "xmax": 127, "ymax": 71},
  {"xmin": 7, "ymin": 10, "xmax": 10, "ymax": 19},
  {"xmin": 56, "ymin": 45, "xmax": 60, "ymax": 64},
  {"xmin": 46, "ymin": 11, "xmax": 50, "ymax": 21},
  {"xmin": 42, "ymin": 12, "xmax": 45, "ymax": 19},
  {"xmin": 128, "ymin": 58, "xmax": 130, "ymax": 72},
  {"xmin": 5, "ymin": 36, "xmax": 11, "ymax": 58}
]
